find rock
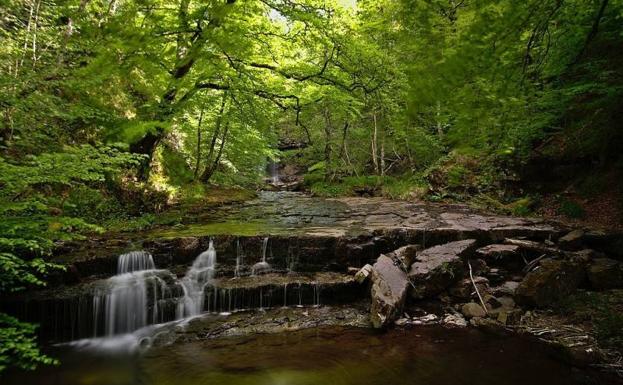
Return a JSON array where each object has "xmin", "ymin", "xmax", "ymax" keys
[
  {"xmin": 470, "ymin": 258, "xmax": 489, "ymax": 275},
  {"xmin": 583, "ymin": 230, "xmax": 623, "ymax": 260},
  {"xmin": 558, "ymin": 230, "xmax": 585, "ymax": 250},
  {"xmin": 442, "ymin": 313, "xmax": 468, "ymax": 327},
  {"xmin": 494, "ymin": 307, "xmax": 522, "ymax": 325},
  {"xmin": 461, "ymin": 302, "xmax": 487, "ymax": 318},
  {"xmin": 587, "ymin": 258, "xmax": 623, "ymax": 290},
  {"xmin": 476, "ymin": 244, "xmax": 520, "ymax": 261},
  {"xmin": 515, "ymin": 259, "xmax": 586, "ymax": 307},
  {"xmin": 496, "ymin": 296, "xmax": 516, "ymax": 309},
  {"xmin": 449, "ymin": 277, "xmax": 490, "ymax": 300},
  {"xmin": 175, "ymin": 237, "xmax": 201, "ymax": 257},
  {"xmin": 412, "ymin": 313, "xmax": 439, "ymax": 325},
  {"xmin": 355, "ymin": 264, "xmax": 373, "ymax": 284},
  {"xmin": 408, "ymin": 239, "xmax": 476, "ymax": 299},
  {"xmin": 370, "ymin": 255, "xmax": 409, "ymax": 328},
  {"xmin": 492, "ymin": 281, "xmax": 520, "ymax": 296},
  {"xmin": 386, "ymin": 245, "xmax": 421, "ymax": 270},
  {"xmin": 251, "ymin": 261, "xmax": 272, "ymax": 275}
]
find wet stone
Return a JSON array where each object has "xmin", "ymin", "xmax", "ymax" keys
[
  {"xmin": 370, "ymin": 255, "xmax": 409, "ymax": 328},
  {"xmin": 408, "ymin": 239, "xmax": 476, "ymax": 300}
]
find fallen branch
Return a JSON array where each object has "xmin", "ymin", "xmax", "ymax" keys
[{"xmin": 468, "ymin": 260, "xmax": 488, "ymax": 315}]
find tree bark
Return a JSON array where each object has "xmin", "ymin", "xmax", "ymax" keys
[{"xmin": 193, "ymin": 106, "xmax": 206, "ymax": 179}]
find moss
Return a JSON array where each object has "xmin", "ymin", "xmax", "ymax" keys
[{"xmin": 558, "ymin": 198, "xmax": 586, "ymax": 219}]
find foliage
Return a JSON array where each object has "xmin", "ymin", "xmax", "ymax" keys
[
  {"xmin": 0, "ymin": 145, "xmax": 141, "ymax": 373},
  {"xmin": 0, "ymin": 0, "xmax": 622, "ymax": 373}
]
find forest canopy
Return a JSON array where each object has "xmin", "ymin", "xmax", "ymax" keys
[{"xmin": 1, "ymin": 0, "xmax": 622, "ymax": 372}]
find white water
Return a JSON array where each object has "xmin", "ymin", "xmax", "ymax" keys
[
  {"xmin": 117, "ymin": 251, "xmax": 155, "ymax": 273},
  {"xmin": 93, "ymin": 251, "xmax": 168, "ymax": 336},
  {"xmin": 251, "ymin": 237, "xmax": 271, "ymax": 275},
  {"xmin": 93, "ymin": 243, "xmax": 218, "ymax": 338},
  {"xmin": 177, "ymin": 240, "xmax": 217, "ymax": 317},
  {"xmin": 269, "ymin": 160, "xmax": 280, "ymax": 184},
  {"xmin": 235, "ymin": 239, "xmax": 244, "ymax": 278}
]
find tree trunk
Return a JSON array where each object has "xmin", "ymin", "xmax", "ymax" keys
[
  {"xmin": 323, "ymin": 107, "xmax": 333, "ymax": 181},
  {"xmin": 193, "ymin": 106, "xmax": 206, "ymax": 179},
  {"xmin": 201, "ymin": 122, "xmax": 230, "ymax": 183},
  {"xmin": 371, "ymin": 111, "xmax": 379, "ymax": 174}
]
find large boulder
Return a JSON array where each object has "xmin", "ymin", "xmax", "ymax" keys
[
  {"xmin": 587, "ymin": 258, "xmax": 623, "ymax": 290},
  {"xmin": 408, "ymin": 239, "xmax": 476, "ymax": 299},
  {"xmin": 515, "ymin": 259, "xmax": 586, "ymax": 307},
  {"xmin": 370, "ymin": 255, "xmax": 409, "ymax": 328}
]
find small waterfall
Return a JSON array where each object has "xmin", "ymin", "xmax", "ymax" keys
[
  {"xmin": 92, "ymin": 251, "xmax": 169, "ymax": 336},
  {"xmin": 251, "ymin": 237, "xmax": 271, "ymax": 275},
  {"xmin": 177, "ymin": 240, "xmax": 217, "ymax": 317},
  {"xmin": 117, "ymin": 251, "xmax": 155, "ymax": 273},
  {"xmin": 234, "ymin": 239, "xmax": 244, "ymax": 278},
  {"xmin": 268, "ymin": 160, "xmax": 280, "ymax": 184}
]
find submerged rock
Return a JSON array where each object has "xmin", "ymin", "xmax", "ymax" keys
[
  {"xmin": 370, "ymin": 255, "xmax": 409, "ymax": 328},
  {"xmin": 587, "ymin": 258, "xmax": 623, "ymax": 290},
  {"xmin": 408, "ymin": 239, "xmax": 476, "ymax": 300},
  {"xmin": 515, "ymin": 259, "xmax": 586, "ymax": 307}
]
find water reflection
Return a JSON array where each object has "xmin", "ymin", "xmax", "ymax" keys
[{"xmin": 5, "ymin": 326, "xmax": 617, "ymax": 385}]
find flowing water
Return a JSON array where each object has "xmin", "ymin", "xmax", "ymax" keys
[
  {"xmin": 5, "ymin": 326, "xmax": 617, "ymax": 385},
  {"xmin": 251, "ymin": 237, "xmax": 271, "ymax": 275},
  {"xmin": 92, "ymin": 251, "xmax": 171, "ymax": 336},
  {"xmin": 177, "ymin": 240, "xmax": 217, "ymax": 317}
]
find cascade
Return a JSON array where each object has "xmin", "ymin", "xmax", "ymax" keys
[
  {"xmin": 177, "ymin": 240, "xmax": 217, "ymax": 317},
  {"xmin": 92, "ymin": 251, "xmax": 169, "ymax": 336}
]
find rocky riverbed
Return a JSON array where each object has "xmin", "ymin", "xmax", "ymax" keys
[{"xmin": 4, "ymin": 191, "xmax": 623, "ymax": 381}]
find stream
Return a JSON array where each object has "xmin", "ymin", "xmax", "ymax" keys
[
  {"xmin": 3, "ymin": 191, "xmax": 622, "ymax": 384},
  {"xmin": 5, "ymin": 326, "xmax": 614, "ymax": 385}
]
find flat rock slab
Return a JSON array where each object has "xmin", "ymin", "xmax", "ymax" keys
[
  {"xmin": 370, "ymin": 255, "xmax": 409, "ymax": 328},
  {"xmin": 408, "ymin": 239, "xmax": 476, "ymax": 300},
  {"xmin": 476, "ymin": 244, "xmax": 521, "ymax": 260}
]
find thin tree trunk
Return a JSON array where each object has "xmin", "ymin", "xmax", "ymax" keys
[
  {"xmin": 323, "ymin": 107, "xmax": 333, "ymax": 181},
  {"xmin": 201, "ymin": 122, "xmax": 230, "ymax": 183},
  {"xmin": 371, "ymin": 111, "xmax": 379, "ymax": 174},
  {"xmin": 193, "ymin": 107, "xmax": 206, "ymax": 179},
  {"xmin": 201, "ymin": 92, "xmax": 228, "ymax": 182},
  {"xmin": 31, "ymin": 0, "xmax": 41, "ymax": 67},
  {"xmin": 574, "ymin": 0, "xmax": 609, "ymax": 64}
]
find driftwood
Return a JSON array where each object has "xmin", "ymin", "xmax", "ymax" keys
[{"xmin": 468, "ymin": 260, "xmax": 488, "ymax": 315}]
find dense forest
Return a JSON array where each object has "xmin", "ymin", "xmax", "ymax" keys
[{"xmin": 1, "ymin": 0, "xmax": 622, "ymax": 373}]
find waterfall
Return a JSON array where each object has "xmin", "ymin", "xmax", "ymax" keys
[
  {"xmin": 177, "ymin": 240, "xmax": 217, "ymax": 317},
  {"xmin": 251, "ymin": 237, "xmax": 271, "ymax": 275},
  {"xmin": 269, "ymin": 160, "xmax": 280, "ymax": 184},
  {"xmin": 234, "ymin": 239, "xmax": 244, "ymax": 278},
  {"xmin": 92, "ymin": 251, "xmax": 169, "ymax": 336},
  {"xmin": 117, "ymin": 251, "xmax": 155, "ymax": 273},
  {"xmin": 262, "ymin": 237, "xmax": 269, "ymax": 262}
]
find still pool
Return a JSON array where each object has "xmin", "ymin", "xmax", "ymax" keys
[{"xmin": 4, "ymin": 326, "xmax": 618, "ymax": 385}]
